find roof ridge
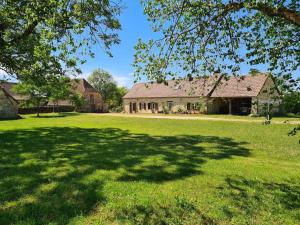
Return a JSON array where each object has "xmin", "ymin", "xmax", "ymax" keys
[{"xmin": 0, "ymin": 86, "xmax": 18, "ymax": 102}]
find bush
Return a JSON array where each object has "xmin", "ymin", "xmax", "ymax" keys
[
  {"xmin": 162, "ymin": 106, "xmax": 170, "ymax": 114},
  {"xmin": 283, "ymin": 92, "xmax": 300, "ymax": 114},
  {"xmin": 177, "ymin": 106, "xmax": 185, "ymax": 113},
  {"xmin": 109, "ymin": 105, "xmax": 123, "ymax": 113}
]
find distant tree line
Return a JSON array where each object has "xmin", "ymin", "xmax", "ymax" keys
[{"xmin": 88, "ymin": 68, "xmax": 128, "ymax": 112}]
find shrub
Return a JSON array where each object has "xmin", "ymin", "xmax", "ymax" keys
[
  {"xmin": 283, "ymin": 92, "xmax": 300, "ymax": 114},
  {"xmin": 162, "ymin": 106, "xmax": 170, "ymax": 114},
  {"xmin": 109, "ymin": 106, "xmax": 123, "ymax": 113}
]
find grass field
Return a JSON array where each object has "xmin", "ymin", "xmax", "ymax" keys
[{"xmin": 0, "ymin": 113, "xmax": 299, "ymax": 225}]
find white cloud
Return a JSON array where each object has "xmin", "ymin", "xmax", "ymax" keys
[
  {"xmin": 0, "ymin": 69, "xmax": 8, "ymax": 77},
  {"xmin": 79, "ymin": 69, "xmax": 133, "ymax": 88},
  {"xmin": 113, "ymin": 75, "xmax": 133, "ymax": 88}
]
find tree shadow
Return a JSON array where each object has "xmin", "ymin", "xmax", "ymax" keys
[
  {"xmin": 114, "ymin": 196, "xmax": 217, "ymax": 225},
  {"xmin": 27, "ymin": 112, "xmax": 81, "ymax": 118},
  {"xmin": 0, "ymin": 127, "xmax": 250, "ymax": 224},
  {"xmin": 219, "ymin": 176, "xmax": 300, "ymax": 222}
]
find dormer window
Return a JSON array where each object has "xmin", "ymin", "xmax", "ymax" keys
[{"xmin": 173, "ymin": 85, "xmax": 181, "ymax": 90}]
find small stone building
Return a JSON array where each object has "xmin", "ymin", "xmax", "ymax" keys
[
  {"xmin": 2, "ymin": 79, "xmax": 104, "ymax": 113},
  {"xmin": 47, "ymin": 78, "xmax": 104, "ymax": 112},
  {"xmin": 123, "ymin": 74, "xmax": 281, "ymax": 116},
  {"xmin": 71, "ymin": 79, "xmax": 103, "ymax": 112},
  {"xmin": 0, "ymin": 87, "xmax": 18, "ymax": 119}
]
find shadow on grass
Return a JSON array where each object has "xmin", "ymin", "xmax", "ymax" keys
[
  {"xmin": 219, "ymin": 176, "xmax": 300, "ymax": 222},
  {"xmin": 115, "ymin": 196, "xmax": 217, "ymax": 225},
  {"xmin": 0, "ymin": 127, "xmax": 249, "ymax": 224},
  {"xmin": 26, "ymin": 112, "xmax": 81, "ymax": 118}
]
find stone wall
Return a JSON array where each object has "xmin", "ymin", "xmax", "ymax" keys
[
  {"xmin": 0, "ymin": 89, "xmax": 18, "ymax": 119},
  {"xmin": 123, "ymin": 97, "xmax": 208, "ymax": 114},
  {"xmin": 252, "ymin": 76, "xmax": 281, "ymax": 115},
  {"xmin": 80, "ymin": 91, "xmax": 103, "ymax": 112}
]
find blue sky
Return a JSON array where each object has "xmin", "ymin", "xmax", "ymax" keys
[
  {"xmin": 79, "ymin": 0, "xmax": 299, "ymax": 88},
  {"xmin": 79, "ymin": 1, "xmax": 152, "ymax": 88},
  {"xmin": 1, "ymin": 1, "xmax": 298, "ymax": 87}
]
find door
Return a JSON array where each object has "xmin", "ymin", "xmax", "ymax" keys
[{"xmin": 132, "ymin": 102, "xmax": 137, "ymax": 113}]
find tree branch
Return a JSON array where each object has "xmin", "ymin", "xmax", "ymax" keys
[{"xmin": 218, "ymin": 2, "xmax": 300, "ymax": 27}]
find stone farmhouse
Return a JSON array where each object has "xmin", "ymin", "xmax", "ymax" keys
[
  {"xmin": 123, "ymin": 74, "xmax": 281, "ymax": 115},
  {"xmin": 0, "ymin": 87, "xmax": 18, "ymax": 119},
  {"xmin": 1, "ymin": 82, "xmax": 29, "ymax": 104},
  {"xmin": 47, "ymin": 79, "xmax": 104, "ymax": 112},
  {"xmin": 71, "ymin": 78, "xmax": 104, "ymax": 112},
  {"xmin": 1, "ymin": 78, "xmax": 104, "ymax": 113}
]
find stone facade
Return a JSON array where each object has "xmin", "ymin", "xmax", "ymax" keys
[
  {"xmin": 123, "ymin": 75, "xmax": 281, "ymax": 116},
  {"xmin": 47, "ymin": 79, "xmax": 104, "ymax": 113},
  {"xmin": 123, "ymin": 97, "xmax": 208, "ymax": 114},
  {"xmin": 79, "ymin": 90, "xmax": 103, "ymax": 112},
  {"xmin": 0, "ymin": 88, "xmax": 18, "ymax": 119},
  {"xmin": 251, "ymin": 76, "xmax": 281, "ymax": 115}
]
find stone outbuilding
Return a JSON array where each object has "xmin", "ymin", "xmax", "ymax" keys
[
  {"xmin": 2, "ymin": 79, "xmax": 104, "ymax": 113},
  {"xmin": 123, "ymin": 74, "xmax": 281, "ymax": 116},
  {"xmin": 47, "ymin": 78, "xmax": 104, "ymax": 112},
  {"xmin": 0, "ymin": 87, "xmax": 18, "ymax": 119}
]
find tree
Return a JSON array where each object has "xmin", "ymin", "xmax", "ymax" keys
[
  {"xmin": 88, "ymin": 68, "xmax": 118, "ymax": 102},
  {"xmin": 283, "ymin": 91, "xmax": 300, "ymax": 114},
  {"xmin": 14, "ymin": 81, "xmax": 51, "ymax": 117},
  {"xmin": 0, "ymin": 0, "xmax": 121, "ymax": 81},
  {"xmin": 133, "ymin": 0, "xmax": 299, "ymax": 89},
  {"xmin": 88, "ymin": 68, "xmax": 128, "ymax": 111},
  {"xmin": 70, "ymin": 93, "xmax": 85, "ymax": 112},
  {"xmin": 48, "ymin": 76, "xmax": 73, "ymax": 112},
  {"xmin": 108, "ymin": 86, "xmax": 128, "ymax": 111}
]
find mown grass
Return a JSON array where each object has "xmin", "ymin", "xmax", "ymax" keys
[
  {"xmin": 112, "ymin": 112, "xmax": 300, "ymax": 123},
  {"xmin": 0, "ymin": 113, "xmax": 299, "ymax": 225}
]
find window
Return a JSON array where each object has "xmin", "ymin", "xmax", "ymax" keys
[
  {"xmin": 90, "ymin": 94, "xmax": 94, "ymax": 104},
  {"xmin": 148, "ymin": 103, "xmax": 151, "ymax": 110},
  {"xmin": 139, "ymin": 103, "xmax": 142, "ymax": 110},
  {"xmin": 193, "ymin": 103, "xmax": 200, "ymax": 110},
  {"xmin": 187, "ymin": 103, "xmax": 200, "ymax": 110},
  {"xmin": 144, "ymin": 103, "xmax": 146, "ymax": 110},
  {"xmin": 187, "ymin": 103, "xmax": 191, "ymax": 110},
  {"xmin": 167, "ymin": 101, "xmax": 173, "ymax": 111},
  {"xmin": 151, "ymin": 102, "xmax": 158, "ymax": 110}
]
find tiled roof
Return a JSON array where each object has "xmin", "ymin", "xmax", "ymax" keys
[
  {"xmin": 210, "ymin": 74, "xmax": 268, "ymax": 97},
  {"xmin": 0, "ymin": 82, "xmax": 29, "ymax": 101},
  {"xmin": 72, "ymin": 79, "xmax": 99, "ymax": 93},
  {"xmin": 0, "ymin": 87, "xmax": 18, "ymax": 103},
  {"xmin": 123, "ymin": 75, "xmax": 221, "ymax": 99},
  {"xmin": 124, "ymin": 74, "xmax": 269, "ymax": 99}
]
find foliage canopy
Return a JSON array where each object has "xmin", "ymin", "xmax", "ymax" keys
[
  {"xmin": 0, "ymin": 0, "xmax": 121, "ymax": 81},
  {"xmin": 133, "ymin": 0, "xmax": 299, "ymax": 89}
]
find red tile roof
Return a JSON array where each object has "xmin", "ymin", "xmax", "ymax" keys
[
  {"xmin": 210, "ymin": 74, "xmax": 268, "ymax": 97},
  {"xmin": 123, "ymin": 75, "xmax": 221, "ymax": 99},
  {"xmin": 0, "ymin": 82, "xmax": 29, "ymax": 101},
  {"xmin": 0, "ymin": 87, "xmax": 18, "ymax": 103},
  {"xmin": 123, "ymin": 74, "xmax": 269, "ymax": 99},
  {"xmin": 72, "ymin": 79, "xmax": 99, "ymax": 94}
]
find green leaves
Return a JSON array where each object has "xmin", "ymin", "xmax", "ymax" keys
[
  {"xmin": 134, "ymin": 0, "xmax": 299, "ymax": 88},
  {"xmin": 0, "ymin": 0, "xmax": 122, "ymax": 82},
  {"xmin": 87, "ymin": 68, "xmax": 127, "ymax": 109}
]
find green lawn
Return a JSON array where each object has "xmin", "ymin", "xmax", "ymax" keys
[
  {"xmin": 0, "ymin": 113, "xmax": 299, "ymax": 225},
  {"xmin": 117, "ymin": 112, "xmax": 300, "ymax": 123}
]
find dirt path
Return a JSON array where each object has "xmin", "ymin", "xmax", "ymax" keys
[{"xmin": 99, "ymin": 113, "xmax": 300, "ymax": 125}]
